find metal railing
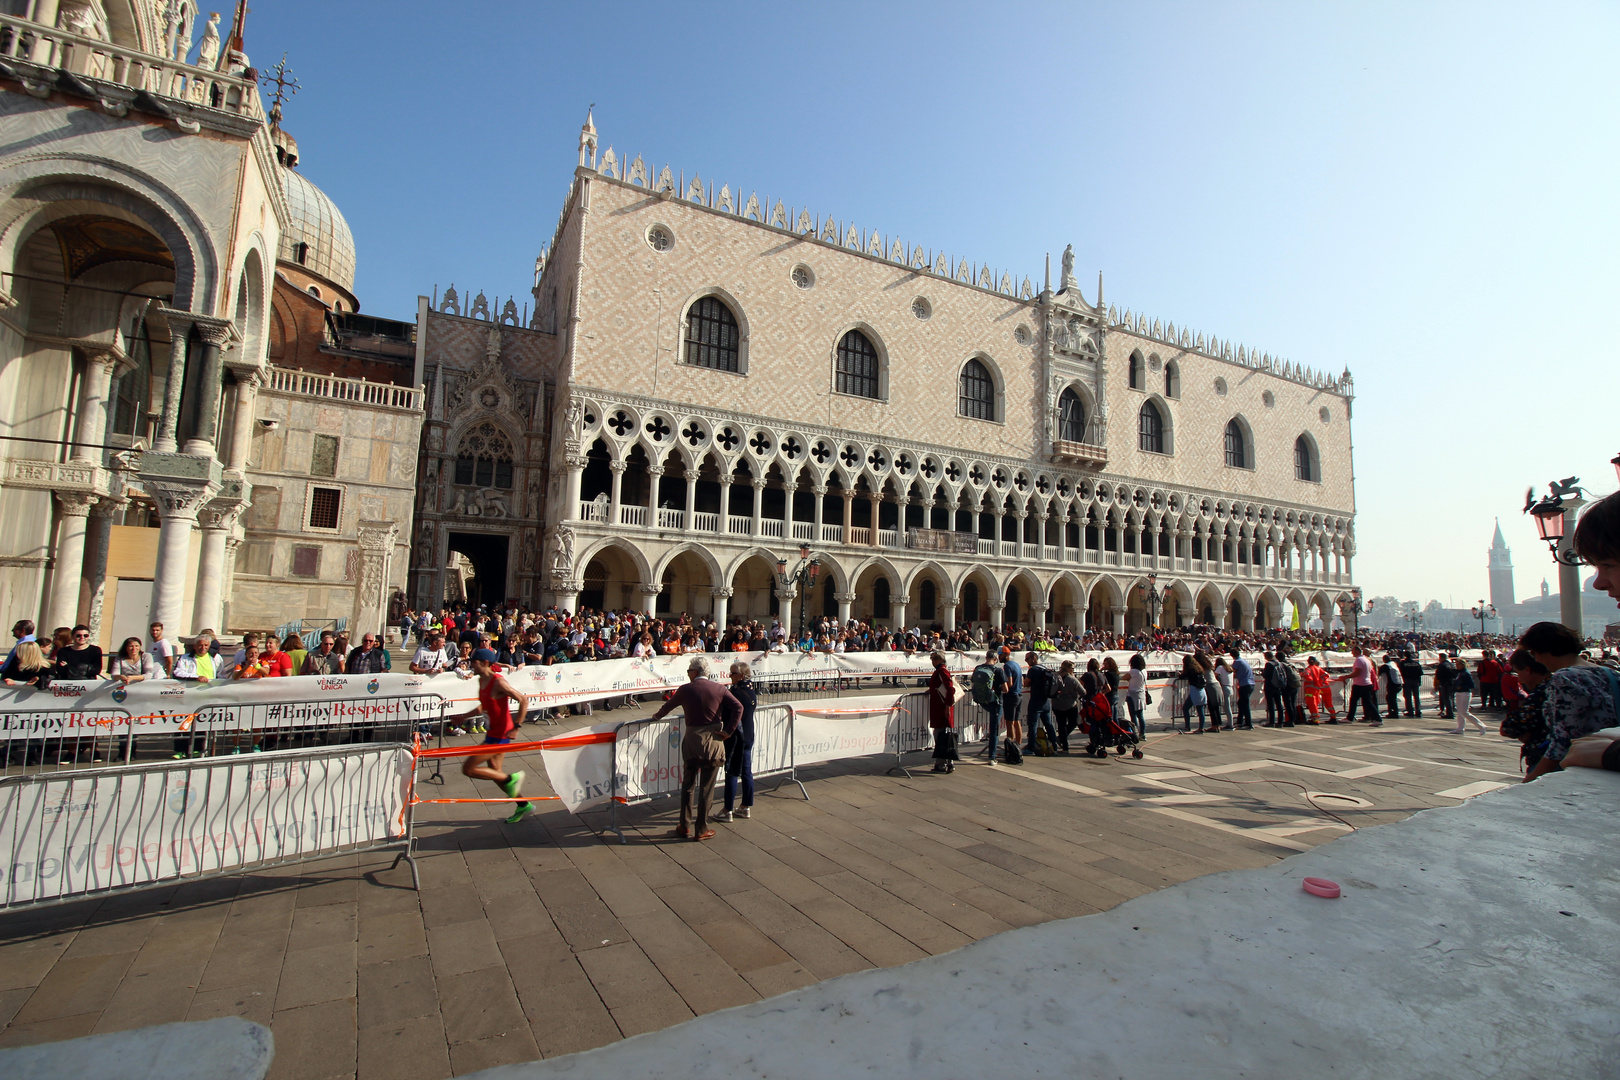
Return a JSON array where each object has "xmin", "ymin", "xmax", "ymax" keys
[
  {"xmin": 1, "ymin": 694, "xmax": 446, "ymax": 778},
  {"xmin": 0, "ymin": 741, "xmax": 416, "ymax": 911}
]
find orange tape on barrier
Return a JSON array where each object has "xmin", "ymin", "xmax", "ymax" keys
[
  {"xmin": 412, "ymin": 730, "xmax": 616, "ymax": 760},
  {"xmin": 410, "ymin": 795, "xmax": 562, "ymax": 805},
  {"xmin": 87, "ymin": 712, "xmax": 201, "ymax": 730}
]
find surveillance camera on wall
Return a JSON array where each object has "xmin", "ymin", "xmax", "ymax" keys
[{"xmin": 258, "ymin": 418, "xmax": 280, "ymax": 430}]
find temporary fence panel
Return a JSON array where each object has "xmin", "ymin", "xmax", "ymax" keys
[
  {"xmin": 0, "ymin": 742, "xmax": 414, "ymax": 910},
  {"xmin": 887, "ymin": 691, "xmax": 935, "ymax": 775},
  {"xmin": 601, "ymin": 704, "xmax": 807, "ymax": 841},
  {"xmin": 0, "ymin": 695, "xmax": 447, "ymax": 778}
]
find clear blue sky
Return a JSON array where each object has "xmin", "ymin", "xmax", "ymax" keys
[{"xmin": 249, "ymin": 0, "xmax": 1620, "ymax": 612}]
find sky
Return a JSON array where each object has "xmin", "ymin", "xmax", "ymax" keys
[{"xmin": 246, "ymin": 0, "xmax": 1620, "ymax": 612}]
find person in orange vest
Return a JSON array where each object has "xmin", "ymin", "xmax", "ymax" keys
[{"xmin": 1301, "ymin": 656, "xmax": 1338, "ymax": 723}]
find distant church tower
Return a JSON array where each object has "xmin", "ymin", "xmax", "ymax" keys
[{"xmin": 1488, "ymin": 520, "xmax": 1515, "ymax": 610}]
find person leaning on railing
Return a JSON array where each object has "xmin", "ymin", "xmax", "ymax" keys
[
  {"xmin": 302, "ymin": 631, "xmax": 344, "ymax": 675},
  {"xmin": 1, "ymin": 640, "xmax": 50, "ymax": 689},
  {"xmin": 110, "ymin": 638, "xmax": 154, "ymax": 685}
]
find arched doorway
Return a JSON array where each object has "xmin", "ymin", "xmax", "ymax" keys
[{"xmin": 446, "ymin": 531, "xmax": 510, "ymax": 609}]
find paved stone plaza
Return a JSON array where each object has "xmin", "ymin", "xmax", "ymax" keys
[{"xmin": 0, "ymin": 699, "xmax": 1526, "ymax": 1080}]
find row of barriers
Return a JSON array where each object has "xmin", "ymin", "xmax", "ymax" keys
[{"xmin": 0, "ymin": 695, "xmax": 451, "ymax": 778}]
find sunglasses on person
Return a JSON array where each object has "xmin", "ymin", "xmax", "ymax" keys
[{"xmin": 73, "ymin": 632, "xmax": 90, "ymax": 640}]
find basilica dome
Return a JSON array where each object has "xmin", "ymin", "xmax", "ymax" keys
[{"xmin": 279, "ymin": 166, "xmax": 355, "ymax": 294}]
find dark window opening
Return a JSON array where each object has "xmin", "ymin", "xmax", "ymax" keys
[
  {"xmin": 836, "ymin": 330, "xmax": 880, "ymax": 399},
  {"xmin": 684, "ymin": 296, "xmax": 740, "ymax": 373}
]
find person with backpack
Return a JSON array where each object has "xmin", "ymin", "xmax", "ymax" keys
[
  {"xmin": 970, "ymin": 649, "xmax": 1007, "ymax": 767},
  {"xmin": 1022, "ymin": 651, "xmax": 1058, "ymax": 756},
  {"xmin": 1124, "ymin": 653, "xmax": 1148, "ymax": 739},
  {"xmin": 1381, "ymin": 653, "xmax": 1404, "ymax": 719},
  {"xmin": 1052, "ymin": 659, "xmax": 1083, "ymax": 752},
  {"xmin": 1282, "ymin": 659, "xmax": 1304, "ymax": 727},
  {"xmin": 999, "ymin": 647, "xmax": 1024, "ymax": 763},
  {"xmin": 1181, "ymin": 653, "xmax": 1210, "ymax": 733}
]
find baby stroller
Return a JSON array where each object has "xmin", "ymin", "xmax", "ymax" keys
[{"xmin": 1082, "ymin": 691, "xmax": 1143, "ymax": 759}]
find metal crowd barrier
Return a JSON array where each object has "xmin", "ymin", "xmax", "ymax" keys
[
  {"xmin": 604, "ymin": 704, "xmax": 807, "ymax": 843},
  {"xmin": 0, "ymin": 741, "xmax": 417, "ymax": 911},
  {"xmin": 0, "ymin": 695, "xmax": 447, "ymax": 778}
]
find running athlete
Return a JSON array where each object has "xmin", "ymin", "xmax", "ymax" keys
[{"xmin": 463, "ymin": 648, "xmax": 533, "ymax": 823}]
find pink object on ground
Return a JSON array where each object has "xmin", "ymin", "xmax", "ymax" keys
[{"xmin": 1302, "ymin": 877, "xmax": 1341, "ymax": 899}]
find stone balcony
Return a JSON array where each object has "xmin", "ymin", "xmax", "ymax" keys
[
  {"xmin": 0, "ymin": 13, "xmax": 262, "ymax": 134},
  {"xmin": 572, "ymin": 499, "xmax": 1345, "ymax": 587},
  {"xmin": 1051, "ymin": 439, "xmax": 1108, "ymax": 469}
]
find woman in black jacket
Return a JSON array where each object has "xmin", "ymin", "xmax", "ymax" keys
[{"xmin": 718, "ymin": 660, "xmax": 757, "ymax": 822}]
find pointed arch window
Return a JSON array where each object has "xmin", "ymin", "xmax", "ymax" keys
[
  {"xmin": 959, "ymin": 358, "xmax": 995, "ymax": 420},
  {"xmin": 1138, "ymin": 401, "xmax": 1165, "ymax": 453},
  {"xmin": 1058, "ymin": 388, "xmax": 1086, "ymax": 442},
  {"xmin": 1164, "ymin": 360, "xmax": 1180, "ymax": 399},
  {"xmin": 1129, "ymin": 351, "xmax": 1144, "ymax": 390},
  {"xmin": 836, "ymin": 329, "xmax": 880, "ymax": 399},
  {"xmin": 1294, "ymin": 435, "xmax": 1317, "ymax": 481},
  {"xmin": 454, "ymin": 421, "xmax": 515, "ymax": 489},
  {"xmin": 684, "ymin": 296, "xmax": 740, "ymax": 373},
  {"xmin": 1224, "ymin": 420, "xmax": 1247, "ymax": 468}
]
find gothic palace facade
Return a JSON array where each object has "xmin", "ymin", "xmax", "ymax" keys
[{"xmin": 407, "ymin": 114, "xmax": 1359, "ymax": 636}]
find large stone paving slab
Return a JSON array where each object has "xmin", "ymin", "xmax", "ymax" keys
[{"xmin": 0, "ymin": 696, "xmax": 1531, "ymax": 1079}]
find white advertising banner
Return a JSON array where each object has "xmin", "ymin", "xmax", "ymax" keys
[
  {"xmin": 789, "ymin": 697, "xmax": 907, "ymax": 766},
  {"xmin": 0, "ymin": 744, "xmax": 412, "ymax": 908},
  {"xmin": 536, "ymin": 724, "xmax": 622, "ymax": 813},
  {"xmin": 0, "ymin": 648, "xmax": 1466, "ymax": 744}
]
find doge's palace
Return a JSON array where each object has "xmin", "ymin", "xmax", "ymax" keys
[{"xmin": 413, "ymin": 113, "xmax": 1358, "ymax": 635}]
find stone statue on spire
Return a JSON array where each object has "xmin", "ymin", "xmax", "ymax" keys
[{"xmin": 1059, "ymin": 244, "xmax": 1077, "ymax": 292}]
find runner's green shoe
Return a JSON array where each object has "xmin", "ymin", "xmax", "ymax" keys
[
  {"xmin": 504, "ymin": 802, "xmax": 533, "ymax": 824},
  {"xmin": 500, "ymin": 771, "xmax": 525, "ymax": 799}
]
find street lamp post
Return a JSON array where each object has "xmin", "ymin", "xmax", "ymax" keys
[
  {"xmin": 1527, "ymin": 477, "xmax": 1586, "ymax": 636},
  {"xmin": 1400, "ymin": 602, "xmax": 1423, "ymax": 636},
  {"xmin": 1469, "ymin": 600, "xmax": 1497, "ymax": 638},
  {"xmin": 1138, "ymin": 574, "xmax": 1165, "ymax": 634},
  {"xmin": 1348, "ymin": 586, "xmax": 1371, "ymax": 638},
  {"xmin": 774, "ymin": 544, "xmax": 820, "ymax": 647}
]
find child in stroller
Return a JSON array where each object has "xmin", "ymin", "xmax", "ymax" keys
[{"xmin": 1083, "ymin": 689, "xmax": 1143, "ymax": 759}]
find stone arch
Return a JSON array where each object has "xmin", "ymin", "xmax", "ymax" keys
[
  {"xmin": 1223, "ymin": 414, "xmax": 1256, "ymax": 471},
  {"xmin": 1255, "ymin": 585, "xmax": 1284, "ymax": 630},
  {"xmin": 1087, "ymin": 575, "xmax": 1125, "ymax": 633},
  {"xmin": 1165, "ymin": 579, "xmax": 1195, "ymax": 627},
  {"xmin": 958, "ymin": 353, "xmax": 1004, "ymax": 423},
  {"xmin": 653, "ymin": 544, "xmax": 722, "ymax": 618},
  {"xmin": 727, "ymin": 549, "xmax": 781, "ymax": 625},
  {"xmin": 652, "ymin": 541, "xmax": 724, "ymax": 586},
  {"xmin": 577, "ymin": 538, "xmax": 652, "ymax": 612},
  {"xmin": 0, "ymin": 164, "xmax": 216, "ymax": 313},
  {"xmin": 1048, "ymin": 570, "xmax": 1086, "ymax": 630},
  {"xmin": 1056, "ymin": 378, "xmax": 1097, "ymax": 443},
  {"xmin": 1311, "ymin": 590, "xmax": 1335, "ymax": 627},
  {"xmin": 1226, "ymin": 583, "xmax": 1254, "ymax": 631},
  {"xmin": 1195, "ymin": 582, "xmax": 1225, "ymax": 627},
  {"xmin": 229, "ymin": 241, "xmax": 271, "ymax": 367},
  {"xmin": 954, "ymin": 564, "xmax": 1000, "ymax": 626}
]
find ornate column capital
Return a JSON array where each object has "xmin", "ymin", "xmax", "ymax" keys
[
  {"xmin": 647, "ymin": 465, "xmax": 665, "ymax": 478},
  {"xmin": 834, "ymin": 591, "xmax": 858, "ymax": 604},
  {"xmin": 191, "ymin": 316, "xmax": 238, "ymax": 350},
  {"xmin": 1028, "ymin": 601, "xmax": 1049, "ymax": 612},
  {"xmin": 199, "ymin": 498, "xmax": 248, "ymax": 531},
  {"xmin": 711, "ymin": 587, "xmax": 734, "ymax": 600},
  {"xmin": 813, "ymin": 486, "xmax": 827, "ymax": 498},
  {"xmin": 609, "ymin": 460, "xmax": 626, "ymax": 473},
  {"xmin": 145, "ymin": 479, "xmax": 219, "ymax": 520},
  {"xmin": 893, "ymin": 594, "xmax": 911, "ymax": 606},
  {"xmin": 685, "ymin": 469, "xmax": 701, "ymax": 482},
  {"xmin": 640, "ymin": 584, "xmax": 664, "ymax": 597},
  {"xmin": 357, "ymin": 520, "xmax": 401, "ymax": 552},
  {"xmin": 54, "ymin": 491, "xmax": 98, "ymax": 517},
  {"xmin": 752, "ymin": 478, "xmax": 767, "ymax": 489}
]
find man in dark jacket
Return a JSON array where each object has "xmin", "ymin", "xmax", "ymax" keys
[
  {"xmin": 717, "ymin": 660, "xmax": 757, "ymax": 822},
  {"xmin": 1022, "ymin": 652, "xmax": 1058, "ymax": 754},
  {"xmin": 1261, "ymin": 652, "xmax": 1286, "ymax": 726},
  {"xmin": 1434, "ymin": 655, "xmax": 1457, "ymax": 720},
  {"xmin": 346, "ymin": 633, "xmax": 388, "ymax": 675},
  {"xmin": 53, "ymin": 625, "xmax": 102, "ymax": 681},
  {"xmin": 1399, "ymin": 653, "xmax": 1425, "ymax": 717},
  {"xmin": 650, "ymin": 657, "xmax": 742, "ymax": 840}
]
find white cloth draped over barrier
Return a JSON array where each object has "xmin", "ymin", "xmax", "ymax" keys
[{"xmin": 0, "ymin": 649, "xmax": 1477, "ymax": 744}]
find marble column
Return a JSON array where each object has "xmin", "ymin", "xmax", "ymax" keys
[
  {"xmin": 773, "ymin": 587, "xmax": 793, "ymax": 638},
  {"xmin": 640, "ymin": 583, "xmax": 661, "ymax": 618},
  {"xmin": 191, "ymin": 499, "xmax": 245, "ymax": 634},
  {"xmin": 751, "ymin": 479, "xmax": 765, "ymax": 537},
  {"xmin": 891, "ymin": 594, "xmax": 909, "ymax": 632},
  {"xmin": 564, "ymin": 452, "xmax": 585, "ymax": 519},
  {"xmin": 72, "ymin": 347, "xmax": 124, "ymax": 463},
  {"xmin": 81, "ymin": 496, "xmax": 122, "ymax": 638},
  {"xmin": 224, "ymin": 367, "xmax": 264, "ymax": 474},
  {"xmin": 352, "ymin": 521, "xmax": 400, "ymax": 639},
  {"xmin": 988, "ymin": 601, "xmax": 1005, "ymax": 633},
  {"xmin": 153, "ymin": 312, "xmax": 192, "ymax": 453},
  {"xmin": 684, "ymin": 469, "xmax": 698, "ymax": 529},
  {"xmin": 841, "ymin": 493, "xmax": 853, "ymax": 543},
  {"xmin": 45, "ymin": 492, "xmax": 97, "ymax": 632},
  {"xmin": 813, "ymin": 486, "xmax": 826, "ymax": 537},
  {"xmin": 1035, "ymin": 512, "xmax": 1048, "ymax": 562},
  {"xmin": 1029, "ymin": 601, "xmax": 1048, "ymax": 634},
  {"xmin": 717, "ymin": 468, "xmax": 732, "ymax": 535},
  {"xmin": 711, "ymin": 587, "xmax": 732, "ymax": 631},
  {"xmin": 608, "ymin": 460, "xmax": 624, "ymax": 524},
  {"xmin": 1111, "ymin": 605, "xmax": 1126, "ymax": 637},
  {"xmin": 942, "ymin": 594, "xmax": 957, "ymax": 633},
  {"xmin": 868, "ymin": 493, "xmax": 880, "ymax": 545},
  {"xmin": 646, "ymin": 465, "xmax": 664, "ymax": 527},
  {"xmin": 181, "ymin": 320, "xmax": 234, "ymax": 457},
  {"xmin": 147, "ymin": 479, "xmax": 218, "ymax": 635},
  {"xmin": 1014, "ymin": 511, "xmax": 1027, "ymax": 561},
  {"xmin": 1073, "ymin": 603, "xmax": 1087, "ymax": 637},
  {"xmin": 835, "ymin": 591, "xmax": 854, "ymax": 626}
]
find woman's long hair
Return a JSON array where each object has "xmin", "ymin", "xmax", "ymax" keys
[
  {"xmin": 120, "ymin": 637, "xmax": 143, "ymax": 660},
  {"xmin": 13, "ymin": 640, "xmax": 46, "ymax": 672}
]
